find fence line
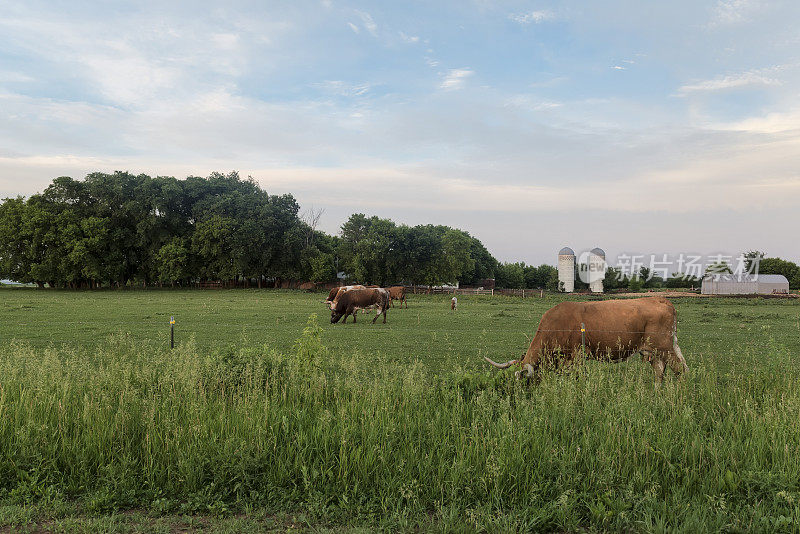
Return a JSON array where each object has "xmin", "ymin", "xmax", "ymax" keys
[{"xmin": 405, "ymin": 286, "xmax": 555, "ymax": 297}]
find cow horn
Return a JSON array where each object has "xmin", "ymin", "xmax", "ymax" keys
[{"xmin": 484, "ymin": 356, "xmax": 518, "ymax": 369}]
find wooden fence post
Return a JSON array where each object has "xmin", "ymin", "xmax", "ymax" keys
[{"xmin": 580, "ymin": 322, "xmax": 586, "ymax": 358}]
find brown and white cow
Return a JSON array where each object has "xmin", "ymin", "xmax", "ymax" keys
[
  {"xmin": 330, "ymin": 287, "xmax": 390, "ymax": 324},
  {"xmin": 325, "ymin": 285, "xmax": 366, "ymax": 309},
  {"xmin": 387, "ymin": 286, "xmax": 407, "ymax": 308},
  {"xmin": 485, "ymin": 297, "xmax": 688, "ymax": 385}
]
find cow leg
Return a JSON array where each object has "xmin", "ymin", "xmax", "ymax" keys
[
  {"xmin": 372, "ymin": 305, "xmax": 387, "ymax": 324},
  {"xmin": 641, "ymin": 350, "xmax": 665, "ymax": 386}
]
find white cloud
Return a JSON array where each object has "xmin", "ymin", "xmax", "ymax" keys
[
  {"xmin": 509, "ymin": 11, "xmax": 552, "ymax": 24},
  {"xmin": 0, "ymin": 70, "xmax": 35, "ymax": 83},
  {"xmin": 612, "ymin": 65, "xmax": 626, "ymax": 70},
  {"xmin": 504, "ymin": 95, "xmax": 562, "ymax": 111},
  {"xmin": 710, "ymin": 0, "xmax": 760, "ymax": 26},
  {"xmin": 399, "ymin": 31, "xmax": 419, "ymax": 43},
  {"xmin": 440, "ymin": 68, "xmax": 474, "ymax": 90},
  {"xmin": 714, "ymin": 109, "xmax": 800, "ymax": 134},
  {"xmin": 354, "ymin": 10, "xmax": 378, "ymax": 37},
  {"xmin": 313, "ymin": 80, "xmax": 371, "ymax": 97},
  {"xmin": 211, "ymin": 33, "xmax": 240, "ymax": 51},
  {"xmin": 677, "ymin": 71, "xmax": 781, "ymax": 95},
  {"xmin": 529, "ymin": 76, "xmax": 567, "ymax": 88},
  {"xmin": 347, "ymin": 22, "xmax": 359, "ymax": 34}
]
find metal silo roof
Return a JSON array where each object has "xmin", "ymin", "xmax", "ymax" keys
[
  {"xmin": 590, "ymin": 247, "xmax": 605, "ymax": 258},
  {"xmin": 558, "ymin": 247, "xmax": 575, "ymax": 256}
]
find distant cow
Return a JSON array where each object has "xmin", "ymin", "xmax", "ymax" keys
[
  {"xmin": 485, "ymin": 297, "xmax": 688, "ymax": 385},
  {"xmin": 387, "ymin": 286, "xmax": 407, "ymax": 308},
  {"xmin": 330, "ymin": 288, "xmax": 390, "ymax": 324}
]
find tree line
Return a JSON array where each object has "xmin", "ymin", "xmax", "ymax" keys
[
  {"xmin": 5, "ymin": 173, "xmax": 795, "ymax": 291},
  {"xmin": 0, "ymin": 172, "xmax": 505, "ymax": 289}
]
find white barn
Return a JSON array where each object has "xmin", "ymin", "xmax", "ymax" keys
[{"xmin": 701, "ymin": 274, "xmax": 790, "ymax": 295}]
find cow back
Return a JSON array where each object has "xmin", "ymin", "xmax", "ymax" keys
[
  {"xmin": 527, "ymin": 297, "xmax": 676, "ymax": 361},
  {"xmin": 334, "ymin": 288, "xmax": 383, "ymax": 312},
  {"xmin": 388, "ymin": 286, "xmax": 405, "ymax": 299}
]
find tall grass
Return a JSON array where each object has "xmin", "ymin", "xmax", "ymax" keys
[{"xmin": 1, "ymin": 316, "xmax": 799, "ymax": 532}]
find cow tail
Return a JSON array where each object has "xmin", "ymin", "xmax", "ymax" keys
[{"xmin": 672, "ymin": 305, "xmax": 678, "ymax": 341}]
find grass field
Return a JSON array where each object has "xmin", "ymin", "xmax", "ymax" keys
[
  {"xmin": 1, "ymin": 288, "xmax": 800, "ymax": 532},
  {"xmin": 2, "ymin": 288, "xmax": 799, "ymax": 371}
]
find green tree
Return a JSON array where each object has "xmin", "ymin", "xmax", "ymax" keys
[
  {"xmin": 705, "ymin": 262, "xmax": 732, "ymax": 276},
  {"xmin": 192, "ymin": 215, "xmax": 237, "ymax": 282},
  {"xmin": 156, "ymin": 238, "xmax": 189, "ymax": 286},
  {"xmin": 758, "ymin": 257, "xmax": 800, "ymax": 289},
  {"xmin": 603, "ymin": 266, "xmax": 623, "ymax": 291},
  {"xmin": 496, "ymin": 262, "xmax": 525, "ymax": 288}
]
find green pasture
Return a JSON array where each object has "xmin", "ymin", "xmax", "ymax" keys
[
  {"xmin": 2, "ymin": 288, "xmax": 799, "ymax": 372},
  {"xmin": 1, "ymin": 288, "xmax": 799, "ymax": 532}
]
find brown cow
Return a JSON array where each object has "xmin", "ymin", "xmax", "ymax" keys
[
  {"xmin": 326, "ymin": 285, "xmax": 366, "ymax": 309},
  {"xmin": 330, "ymin": 288, "xmax": 390, "ymax": 324},
  {"xmin": 485, "ymin": 297, "xmax": 688, "ymax": 385},
  {"xmin": 387, "ymin": 286, "xmax": 407, "ymax": 308}
]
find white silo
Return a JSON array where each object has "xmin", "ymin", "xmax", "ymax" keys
[
  {"xmin": 588, "ymin": 248, "xmax": 606, "ymax": 293},
  {"xmin": 557, "ymin": 247, "xmax": 575, "ymax": 293}
]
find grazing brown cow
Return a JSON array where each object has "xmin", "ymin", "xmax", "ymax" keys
[
  {"xmin": 330, "ymin": 288, "xmax": 390, "ymax": 324},
  {"xmin": 326, "ymin": 285, "xmax": 366, "ymax": 309},
  {"xmin": 485, "ymin": 297, "xmax": 688, "ymax": 385},
  {"xmin": 387, "ymin": 286, "xmax": 407, "ymax": 308}
]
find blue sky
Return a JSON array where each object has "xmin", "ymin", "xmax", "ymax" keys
[{"xmin": 1, "ymin": 0, "xmax": 799, "ymax": 266}]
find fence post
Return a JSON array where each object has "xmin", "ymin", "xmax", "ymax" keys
[
  {"xmin": 491, "ymin": 288, "xmax": 494, "ymax": 296},
  {"xmin": 170, "ymin": 316, "xmax": 175, "ymax": 349},
  {"xmin": 580, "ymin": 322, "xmax": 585, "ymax": 358}
]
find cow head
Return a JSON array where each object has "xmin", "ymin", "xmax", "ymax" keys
[
  {"xmin": 330, "ymin": 307, "xmax": 344, "ymax": 323},
  {"xmin": 484, "ymin": 355, "xmax": 535, "ymax": 380},
  {"xmin": 514, "ymin": 363, "xmax": 535, "ymax": 380}
]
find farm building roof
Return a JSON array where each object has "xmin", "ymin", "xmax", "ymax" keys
[
  {"xmin": 702, "ymin": 274, "xmax": 788, "ymax": 283},
  {"xmin": 558, "ymin": 247, "xmax": 575, "ymax": 256},
  {"xmin": 701, "ymin": 273, "xmax": 790, "ymax": 295}
]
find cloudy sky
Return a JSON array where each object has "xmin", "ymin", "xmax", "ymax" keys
[{"xmin": 1, "ymin": 0, "xmax": 799, "ymax": 267}]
